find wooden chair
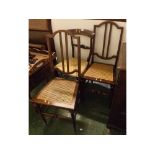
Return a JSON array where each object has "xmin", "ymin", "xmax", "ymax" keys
[
  {"xmin": 55, "ymin": 29, "xmax": 95, "ymax": 77},
  {"xmin": 83, "ymin": 21, "xmax": 124, "ymax": 98},
  {"xmin": 30, "ymin": 30, "xmax": 81, "ymax": 133}
]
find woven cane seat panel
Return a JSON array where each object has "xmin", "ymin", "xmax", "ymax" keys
[
  {"xmin": 35, "ymin": 78, "xmax": 77, "ymax": 109},
  {"xmin": 84, "ymin": 63, "xmax": 114, "ymax": 82},
  {"xmin": 55, "ymin": 58, "xmax": 88, "ymax": 76}
]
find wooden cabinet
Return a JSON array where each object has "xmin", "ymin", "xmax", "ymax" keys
[
  {"xmin": 107, "ymin": 43, "xmax": 126, "ymax": 133},
  {"xmin": 108, "ymin": 70, "xmax": 126, "ymax": 132},
  {"xmin": 29, "ymin": 60, "xmax": 51, "ymax": 91},
  {"xmin": 29, "ymin": 19, "xmax": 55, "ymax": 91}
]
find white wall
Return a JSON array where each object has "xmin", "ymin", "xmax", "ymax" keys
[
  {"xmin": 52, "ymin": 19, "xmax": 126, "ymax": 41},
  {"xmin": 52, "ymin": 19, "xmax": 126, "ymax": 64}
]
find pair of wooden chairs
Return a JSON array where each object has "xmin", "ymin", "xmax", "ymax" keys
[{"xmin": 30, "ymin": 21, "xmax": 124, "ymax": 133}]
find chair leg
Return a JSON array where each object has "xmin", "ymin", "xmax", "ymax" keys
[
  {"xmin": 71, "ymin": 111, "xmax": 77, "ymax": 134},
  {"xmin": 30, "ymin": 102, "xmax": 39, "ymax": 113},
  {"xmin": 37, "ymin": 105, "xmax": 48, "ymax": 126},
  {"xmin": 109, "ymin": 85, "xmax": 115, "ymax": 108},
  {"xmin": 80, "ymin": 78, "xmax": 86, "ymax": 101}
]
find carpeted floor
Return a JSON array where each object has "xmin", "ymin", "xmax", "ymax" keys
[{"xmin": 29, "ymin": 81, "xmax": 124, "ymax": 135}]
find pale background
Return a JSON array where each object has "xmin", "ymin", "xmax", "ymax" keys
[
  {"xmin": 52, "ymin": 19, "xmax": 126, "ymax": 64},
  {"xmin": 0, "ymin": 0, "xmax": 155, "ymax": 155}
]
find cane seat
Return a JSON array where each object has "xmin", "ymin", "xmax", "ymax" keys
[
  {"xmin": 55, "ymin": 58, "xmax": 88, "ymax": 77},
  {"xmin": 84, "ymin": 63, "xmax": 114, "ymax": 83},
  {"xmin": 32, "ymin": 78, "xmax": 78, "ymax": 110}
]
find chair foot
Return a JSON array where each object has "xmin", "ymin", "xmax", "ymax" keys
[
  {"xmin": 79, "ymin": 78, "xmax": 87, "ymax": 101},
  {"xmin": 109, "ymin": 85, "xmax": 115, "ymax": 108}
]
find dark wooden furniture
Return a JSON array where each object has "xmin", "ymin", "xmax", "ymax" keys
[
  {"xmin": 29, "ymin": 51, "xmax": 49, "ymax": 76},
  {"xmin": 107, "ymin": 43, "xmax": 126, "ymax": 133},
  {"xmin": 29, "ymin": 50, "xmax": 51, "ymax": 91},
  {"xmin": 30, "ymin": 30, "xmax": 82, "ymax": 133},
  {"xmin": 29, "ymin": 19, "xmax": 56, "ymax": 91},
  {"xmin": 29, "ymin": 19, "xmax": 55, "ymax": 52}
]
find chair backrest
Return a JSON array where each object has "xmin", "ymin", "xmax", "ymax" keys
[
  {"xmin": 92, "ymin": 21, "xmax": 124, "ymax": 69},
  {"xmin": 29, "ymin": 19, "xmax": 55, "ymax": 50},
  {"xmin": 46, "ymin": 30, "xmax": 81, "ymax": 77},
  {"xmin": 68, "ymin": 29, "xmax": 95, "ymax": 63}
]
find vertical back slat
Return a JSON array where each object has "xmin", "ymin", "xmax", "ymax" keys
[
  {"xmin": 77, "ymin": 37, "xmax": 81, "ymax": 76},
  {"xmin": 65, "ymin": 32, "xmax": 69, "ymax": 73},
  {"xmin": 102, "ymin": 23, "xmax": 107, "ymax": 57},
  {"xmin": 46, "ymin": 36, "xmax": 54, "ymax": 73},
  {"xmin": 90, "ymin": 37, "xmax": 94, "ymax": 64},
  {"xmin": 106, "ymin": 23, "xmax": 112, "ymax": 58},
  {"xmin": 59, "ymin": 32, "xmax": 65, "ymax": 72},
  {"xmin": 92, "ymin": 26, "xmax": 96, "ymax": 63},
  {"xmin": 71, "ymin": 36, "xmax": 74, "ymax": 57},
  {"xmin": 87, "ymin": 38, "xmax": 93, "ymax": 62},
  {"xmin": 114, "ymin": 28, "xmax": 123, "ymax": 69}
]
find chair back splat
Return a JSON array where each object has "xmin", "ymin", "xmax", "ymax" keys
[
  {"xmin": 49, "ymin": 29, "xmax": 95, "ymax": 78},
  {"xmin": 47, "ymin": 30, "xmax": 82, "ymax": 77},
  {"xmin": 84, "ymin": 21, "xmax": 124, "ymax": 85},
  {"xmin": 92, "ymin": 21, "xmax": 124, "ymax": 72},
  {"xmin": 68, "ymin": 29, "xmax": 95, "ymax": 63}
]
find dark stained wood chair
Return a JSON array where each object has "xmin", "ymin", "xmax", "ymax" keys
[
  {"xmin": 83, "ymin": 21, "xmax": 124, "ymax": 98},
  {"xmin": 55, "ymin": 29, "xmax": 95, "ymax": 77},
  {"xmin": 30, "ymin": 30, "xmax": 82, "ymax": 133}
]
